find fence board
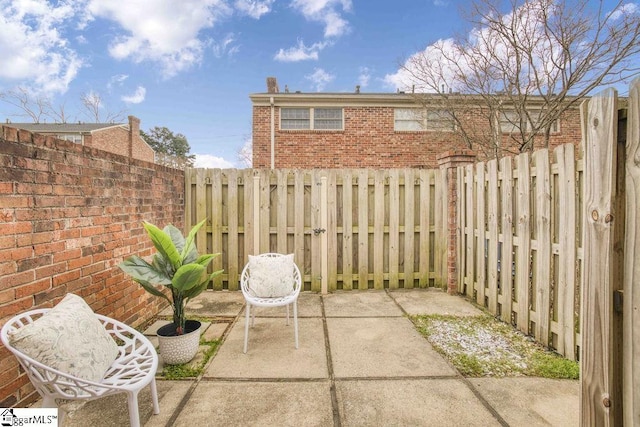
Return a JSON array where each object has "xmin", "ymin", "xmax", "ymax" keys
[
  {"xmin": 487, "ymin": 159, "xmax": 499, "ymax": 313},
  {"xmin": 476, "ymin": 162, "xmax": 487, "ymax": 306},
  {"xmin": 464, "ymin": 165, "xmax": 475, "ymax": 296},
  {"xmin": 342, "ymin": 170, "xmax": 354, "ymax": 289},
  {"xmin": 435, "ymin": 169, "xmax": 447, "ymax": 287},
  {"xmin": 225, "ymin": 169, "xmax": 240, "ymax": 290},
  {"xmin": 534, "ymin": 149, "xmax": 551, "ymax": 344},
  {"xmin": 389, "ymin": 169, "xmax": 400, "ymax": 289},
  {"xmin": 555, "ymin": 144, "xmax": 577, "ymax": 360},
  {"xmin": 357, "ymin": 169, "xmax": 369, "ymax": 289},
  {"xmin": 275, "ymin": 169, "xmax": 288, "ymax": 253},
  {"xmin": 310, "ymin": 170, "xmax": 322, "ymax": 291},
  {"xmin": 580, "ymin": 89, "xmax": 620, "ymax": 426},
  {"xmin": 211, "ymin": 168, "xmax": 223, "ymax": 290},
  {"xmin": 417, "ymin": 169, "xmax": 429, "ymax": 287},
  {"xmin": 259, "ymin": 170, "xmax": 270, "ymax": 253},
  {"xmin": 457, "ymin": 166, "xmax": 466, "ymax": 294},
  {"xmin": 624, "ymin": 76, "xmax": 640, "ymax": 426},
  {"xmin": 293, "ymin": 172, "xmax": 305, "ymax": 287},
  {"xmin": 515, "ymin": 153, "xmax": 531, "ymax": 335},
  {"xmin": 327, "ymin": 170, "xmax": 338, "ymax": 291},
  {"xmin": 404, "ymin": 169, "xmax": 416, "ymax": 288},
  {"xmin": 499, "ymin": 156, "xmax": 514, "ymax": 323},
  {"xmin": 374, "ymin": 170, "xmax": 385, "ymax": 289}
]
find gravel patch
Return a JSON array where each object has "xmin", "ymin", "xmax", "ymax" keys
[{"xmin": 412, "ymin": 314, "xmax": 579, "ymax": 378}]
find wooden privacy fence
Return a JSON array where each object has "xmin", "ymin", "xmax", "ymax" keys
[
  {"xmin": 456, "ymin": 144, "xmax": 583, "ymax": 361},
  {"xmin": 456, "ymin": 78, "xmax": 640, "ymax": 424},
  {"xmin": 185, "ymin": 168, "xmax": 448, "ymax": 292}
]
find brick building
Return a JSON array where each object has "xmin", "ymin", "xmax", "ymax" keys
[
  {"xmin": 6, "ymin": 115, "xmax": 154, "ymax": 162},
  {"xmin": 250, "ymin": 78, "xmax": 582, "ymax": 169}
]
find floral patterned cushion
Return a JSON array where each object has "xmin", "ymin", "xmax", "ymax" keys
[
  {"xmin": 8, "ymin": 293, "xmax": 119, "ymax": 383},
  {"xmin": 248, "ymin": 254, "xmax": 295, "ymax": 298}
]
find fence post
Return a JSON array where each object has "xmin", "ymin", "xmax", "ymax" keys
[
  {"xmin": 580, "ymin": 88, "xmax": 623, "ymax": 425},
  {"xmin": 437, "ymin": 150, "xmax": 476, "ymax": 294},
  {"xmin": 624, "ymin": 77, "xmax": 640, "ymax": 425}
]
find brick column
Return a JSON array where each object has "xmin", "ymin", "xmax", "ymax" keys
[{"xmin": 437, "ymin": 150, "xmax": 475, "ymax": 294}]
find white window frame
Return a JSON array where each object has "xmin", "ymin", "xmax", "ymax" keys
[
  {"xmin": 394, "ymin": 108, "xmax": 455, "ymax": 132},
  {"xmin": 280, "ymin": 107, "xmax": 343, "ymax": 130},
  {"xmin": 56, "ymin": 134, "xmax": 83, "ymax": 144}
]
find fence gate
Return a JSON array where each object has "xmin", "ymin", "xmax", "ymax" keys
[{"xmin": 185, "ymin": 168, "xmax": 447, "ymax": 293}]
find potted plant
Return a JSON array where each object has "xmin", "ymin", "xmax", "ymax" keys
[{"xmin": 119, "ymin": 219, "xmax": 222, "ymax": 364}]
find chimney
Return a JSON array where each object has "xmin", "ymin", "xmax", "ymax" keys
[
  {"xmin": 128, "ymin": 115, "xmax": 141, "ymax": 158},
  {"xmin": 267, "ymin": 77, "xmax": 279, "ymax": 94}
]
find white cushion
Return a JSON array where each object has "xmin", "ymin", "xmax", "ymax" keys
[
  {"xmin": 8, "ymin": 293, "xmax": 119, "ymax": 383},
  {"xmin": 248, "ymin": 254, "xmax": 295, "ymax": 298}
]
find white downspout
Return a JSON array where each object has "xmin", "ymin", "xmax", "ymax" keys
[{"xmin": 270, "ymin": 96, "xmax": 275, "ymax": 170}]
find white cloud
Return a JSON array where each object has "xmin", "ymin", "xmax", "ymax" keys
[
  {"xmin": 608, "ymin": 2, "xmax": 639, "ymax": 21},
  {"xmin": 121, "ymin": 86, "xmax": 146, "ymax": 104},
  {"xmin": 107, "ymin": 74, "xmax": 128, "ymax": 91},
  {"xmin": 86, "ymin": 0, "xmax": 232, "ymax": 78},
  {"xmin": 305, "ymin": 68, "xmax": 335, "ymax": 91},
  {"xmin": 212, "ymin": 33, "xmax": 240, "ymax": 58},
  {"xmin": 234, "ymin": 0, "xmax": 274, "ymax": 19},
  {"xmin": 384, "ymin": 38, "xmax": 461, "ymax": 92},
  {"xmin": 433, "ymin": 0, "xmax": 448, "ymax": 6},
  {"xmin": 291, "ymin": 0, "xmax": 352, "ymax": 38},
  {"xmin": 0, "ymin": 0, "xmax": 83, "ymax": 94},
  {"xmin": 274, "ymin": 40, "xmax": 328, "ymax": 62},
  {"xmin": 358, "ymin": 67, "xmax": 371, "ymax": 88},
  {"xmin": 194, "ymin": 153, "xmax": 235, "ymax": 168}
]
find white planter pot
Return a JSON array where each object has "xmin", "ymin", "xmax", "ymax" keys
[{"xmin": 157, "ymin": 320, "xmax": 201, "ymax": 365}]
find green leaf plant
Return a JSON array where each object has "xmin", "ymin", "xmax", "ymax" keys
[{"xmin": 119, "ymin": 219, "xmax": 223, "ymax": 335}]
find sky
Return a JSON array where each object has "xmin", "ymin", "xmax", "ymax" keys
[{"xmin": 0, "ymin": 0, "xmax": 637, "ymax": 168}]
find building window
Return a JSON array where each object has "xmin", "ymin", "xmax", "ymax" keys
[
  {"xmin": 394, "ymin": 108, "xmax": 455, "ymax": 131},
  {"xmin": 57, "ymin": 134, "xmax": 82, "ymax": 144},
  {"xmin": 500, "ymin": 110, "xmax": 559, "ymax": 134},
  {"xmin": 281, "ymin": 108, "xmax": 343, "ymax": 130}
]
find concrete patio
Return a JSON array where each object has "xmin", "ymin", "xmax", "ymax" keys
[{"xmin": 64, "ymin": 289, "xmax": 579, "ymax": 426}]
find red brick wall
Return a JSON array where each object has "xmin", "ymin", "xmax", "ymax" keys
[
  {"xmin": 252, "ymin": 105, "xmax": 582, "ymax": 168},
  {"xmin": 0, "ymin": 126, "xmax": 184, "ymax": 408}
]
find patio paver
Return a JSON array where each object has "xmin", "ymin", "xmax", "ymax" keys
[
  {"xmin": 205, "ymin": 317, "xmax": 328, "ymax": 379},
  {"xmin": 323, "ymin": 290, "xmax": 404, "ymax": 317},
  {"xmin": 336, "ymin": 379, "xmax": 501, "ymax": 426},
  {"xmin": 327, "ymin": 317, "xmax": 457, "ymax": 378},
  {"xmin": 389, "ymin": 288, "xmax": 485, "ymax": 316},
  {"xmin": 470, "ymin": 377, "xmax": 579, "ymax": 426},
  {"xmin": 174, "ymin": 381, "xmax": 334, "ymax": 427}
]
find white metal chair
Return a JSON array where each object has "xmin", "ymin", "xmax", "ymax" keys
[
  {"xmin": 240, "ymin": 253, "xmax": 302, "ymax": 353},
  {"xmin": 1, "ymin": 310, "xmax": 160, "ymax": 427}
]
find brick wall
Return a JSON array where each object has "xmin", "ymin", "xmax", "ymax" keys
[
  {"xmin": 252, "ymin": 105, "xmax": 582, "ymax": 169},
  {"xmin": 0, "ymin": 126, "xmax": 184, "ymax": 408}
]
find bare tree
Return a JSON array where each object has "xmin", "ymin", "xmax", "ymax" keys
[
  {"xmin": 1, "ymin": 87, "xmax": 127, "ymax": 124},
  {"xmin": 80, "ymin": 91, "xmax": 126, "ymax": 123},
  {"xmin": 238, "ymin": 135, "xmax": 253, "ymax": 168},
  {"xmin": 398, "ymin": 0, "xmax": 640, "ymax": 156},
  {"xmin": 0, "ymin": 87, "xmax": 51, "ymax": 123}
]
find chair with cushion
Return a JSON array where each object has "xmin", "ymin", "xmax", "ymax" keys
[
  {"xmin": 240, "ymin": 253, "xmax": 302, "ymax": 353},
  {"xmin": 0, "ymin": 293, "xmax": 159, "ymax": 427}
]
